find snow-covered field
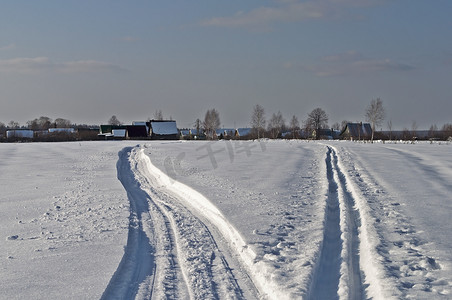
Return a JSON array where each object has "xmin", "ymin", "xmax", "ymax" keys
[{"xmin": 1, "ymin": 140, "xmax": 451, "ymax": 299}]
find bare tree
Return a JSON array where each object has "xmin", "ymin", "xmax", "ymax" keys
[
  {"xmin": 387, "ymin": 119, "xmax": 393, "ymax": 140},
  {"xmin": 8, "ymin": 121, "xmax": 20, "ymax": 129},
  {"xmin": 365, "ymin": 98, "xmax": 385, "ymax": 142},
  {"xmin": 203, "ymin": 109, "xmax": 221, "ymax": 139},
  {"xmin": 194, "ymin": 118, "xmax": 202, "ymax": 138},
  {"xmin": 55, "ymin": 118, "xmax": 72, "ymax": 128},
  {"xmin": 332, "ymin": 122, "xmax": 340, "ymax": 131},
  {"xmin": 429, "ymin": 124, "xmax": 438, "ymax": 139},
  {"xmin": 27, "ymin": 116, "xmax": 52, "ymax": 130},
  {"xmin": 267, "ymin": 111, "xmax": 285, "ymax": 139},
  {"xmin": 108, "ymin": 115, "xmax": 122, "ymax": 126},
  {"xmin": 339, "ymin": 120, "xmax": 351, "ymax": 132},
  {"xmin": 306, "ymin": 108, "xmax": 328, "ymax": 140},
  {"xmin": 442, "ymin": 123, "xmax": 452, "ymax": 140},
  {"xmin": 251, "ymin": 104, "xmax": 266, "ymax": 139},
  {"xmin": 289, "ymin": 115, "xmax": 300, "ymax": 139},
  {"xmin": 0, "ymin": 122, "xmax": 6, "ymax": 135},
  {"xmin": 154, "ymin": 109, "xmax": 164, "ymax": 120},
  {"xmin": 411, "ymin": 121, "xmax": 418, "ymax": 139}
]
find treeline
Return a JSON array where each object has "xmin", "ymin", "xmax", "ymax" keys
[
  {"xmin": 2, "ymin": 101, "xmax": 452, "ymax": 142},
  {"xmin": 0, "ymin": 116, "xmax": 99, "ymax": 142}
]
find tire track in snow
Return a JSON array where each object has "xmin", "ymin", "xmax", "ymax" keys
[
  {"xmin": 383, "ymin": 147, "xmax": 452, "ymax": 192},
  {"xmin": 343, "ymin": 145, "xmax": 452, "ymax": 298},
  {"xmin": 136, "ymin": 146, "xmax": 300, "ymax": 299},
  {"xmin": 101, "ymin": 147, "xmax": 159, "ymax": 300},
  {"xmin": 102, "ymin": 147, "xmax": 191, "ymax": 299},
  {"xmin": 309, "ymin": 147, "xmax": 364, "ymax": 299},
  {"xmin": 104, "ymin": 146, "xmax": 246, "ymax": 299}
]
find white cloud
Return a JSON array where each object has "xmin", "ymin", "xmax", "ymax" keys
[
  {"xmin": 200, "ymin": 0, "xmax": 390, "ymax": 29},
  {"xmin": 0, "ymin": 57, "xmax": 125, "ymax": 74},
  {"xmin": 201, "ymin": 2, "xmax": 331, "ymax": 29},
  {"xmin": 0, "ymin": 43, "xmax": 16, "ymax": 51},
  {"xmin": 288, "ymin": 51, "xmax": 415, "ymax": 77},
  {"xmin": 59, "ymin": 60, "xmax": 125, "ymax": 73}
]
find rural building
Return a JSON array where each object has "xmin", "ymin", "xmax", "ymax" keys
[
  {"xmin": 216, "ymin": 128, "xmax": 235, "ymax": 139},
  {"xmin": 6, "ymin": 130, "xmax": 34, "ymax": 139},
  {"xmin": 98, "ymin": 120, "xmax": 179, "ymax": 140},
  {"xmin": 235, "ymin": 128, "xmax": 252, "ymax": 138},
  {"xmin": 99, "ymin": 125, "xmax": 127, "ymax": 135},
  {"xmin": 48, "ymin": 128, "xmax": 76, "ymax": 134},
  {"xmin": 126, "ymin": 125, "xmax": 148, "ymax": 139},
  {"xmin": 312, "ymin": 128, "xmax": 341, "ymax": 140},
  {"xmin": 179, "ymin": 128, "xmax": 206, "ymax": 140},
  {"xmin": 340, "ymin": 123, "xmax": 372, "ymax": 140},
  {"xmin": 148, "ymin": 120, "xmax": 179, "ymax": 140}
]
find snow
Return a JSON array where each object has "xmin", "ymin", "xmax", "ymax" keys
[
  {"xmin": 1, "ymin": 140, "xmax": 451, "ymax": 299},
  {"xmin": 6, "ymin": 130, "xmax": 34, "ymax": 139},
  {"xmin": 150, "ymin": 121, "xmax": 178, "ymax": 135},
  {"xmin": 48, "ymin": 128, "xmax": 75, "ymax": 133}
]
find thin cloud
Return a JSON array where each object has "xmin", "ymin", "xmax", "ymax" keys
[
  {"xmin": 0, "ymin": 57, "xmax": 126, "ymax": 74},
  {"xmin": 200, "ymin": 0, "xmax": 389, "ymax": 30},
  {"xmin": 201, "ymin": 2, "xmax": 332, "ymax": 29},
  {"xmin": 288, "ymin": 51, "xmax": 415, "ymax": 77},
  {"xmin": 0, "ymin": 43, "xmax": 16, "ymax": 51}
]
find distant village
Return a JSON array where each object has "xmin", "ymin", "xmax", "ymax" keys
[
  {"xmin": 1, "ymin": 118, "xmax": 451, "ymax": 143},
  {"xmin": 1, "ymin": 105, "xmax": 452, "ymax": 142}
]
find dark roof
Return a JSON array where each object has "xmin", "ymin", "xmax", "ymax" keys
[
  {"xmin": 340, "ymin": 123, "xmax": 372, "ymax": 138},
  {"xmin": 100, "ymin": 125, "xmax": 127, "ymax": 134}
]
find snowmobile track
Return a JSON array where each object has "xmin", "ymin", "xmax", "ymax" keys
[
  {"xmin": 308, "ymin": 146, "xmax": 365, "ymax": 299},
  {"xmin": 103, "ymin": 146, "xmax": 252, "ymax": 300}
]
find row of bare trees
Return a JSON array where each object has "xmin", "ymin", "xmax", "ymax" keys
[
  {"xmin": 250, "ymin": 105, "xmax": 327, "ymax": 140},
  {"xmin": 0, "ymin": 116, "xmax": 74, "ymax": 133}
]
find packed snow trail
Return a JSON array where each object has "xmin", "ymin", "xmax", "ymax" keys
[
  {"xmin": 103, "ymin": 146, "xmax": 255, "ymax": 299},
  {"xmin": 134, "ymin": 146, "xmax": 300, "ymax": 299},
  {"xmin": 308, "ymin": 147, "xmax": 342, "ymax": 299},
  {"xmin": 308, "ymin": 146, "xmax": 393, "ymax": 300},
  {"xmin": 101, "ymin": 147, "xmax": 157, "ymax": 300},
  {"xmin": 109, "ymin": 143, "xmax": 389, "ymax": 299},
  {"xmin": 337, "ymin": 142, "xmax": 452, "ymax": 298}
]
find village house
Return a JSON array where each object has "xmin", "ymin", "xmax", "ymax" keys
[
  {"xmin": 148, "ymin": 120, "xmax": 179, "ymax": 140},
  {"xmin": 98, "ymin": 120, "xmax": 179, "ymax": 140},
  {"xmin": 340, "ymin": 123, "xmax": 373, "ymax": 140}
]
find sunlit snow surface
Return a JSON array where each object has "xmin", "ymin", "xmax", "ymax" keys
[{"xmin": 1, "ymin": 140, "xmax": 451, "ymax": 299}]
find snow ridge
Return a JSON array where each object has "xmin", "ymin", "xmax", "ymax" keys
[
  {"xmin": 137, "ymin": 147, "xmax": 297, "ymax": 299},
  {"xmin": 104, "ymin": 146, "xmax": 251, "ymax": 299}
]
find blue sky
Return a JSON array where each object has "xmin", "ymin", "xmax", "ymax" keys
[{"xmin": 1, "ymin": 0, "xmax": 451, "ymax": 129}]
